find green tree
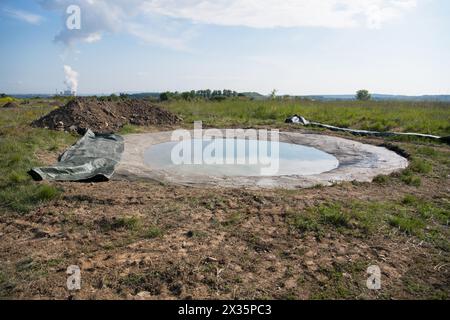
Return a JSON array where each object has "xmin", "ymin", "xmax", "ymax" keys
[
  {"xmin": 270, "ymin": 89, "xmax": 277, "ymax": 100},
  {"xmin": 181, "ymin": 92, "xmax": 191, "ymax": 100},
  {"xmin": 160, "ymin": 92, "xmax": 170, "ymax": 101},
  {"xmin": 108, "ymin": 93, "xmax": 119, "ymax": 101},
  {"xmin": 356, "ymin": 89, "xmax": 371, "ymax": 101}
]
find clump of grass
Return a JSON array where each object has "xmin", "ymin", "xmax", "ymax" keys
[
  {"xmin": 287, "ymin": 212, "xmax": 321, "ymax": 233},
  {"xmin": 99, "ymin": 216, "xmax": 142, "ymax": 232},
  {"xmin": 373, "ymin": 175, "xmax": 389, "ymax": 184},
  {"xmin": 402, "ymin": 194, "xmax": 418, "ymax": 205},
  {"xmin": 145, "ymin": 226, "xmax": 163, "ymax": 239},
  {"xmin": 318, "ymin": 205, "xmax": 351, "ymax": 228},
  {"xmin": 115, "ymin": 216, "xmax": 141, "ymax": 231},
  {"xmin": 400, "ymin": 170, "xmax": 422, "ymax": 186},
  {"xmin": 221, "ymin": 212, "xmax": 242, "ymax": 227},
  {"xmin": 416, "ymin": 203, "xmax": 449, "ymax": 225},
  {"xmin": 287, "ymin": 202, "xmax": 382, "ymax": 236},
  {"xmin": 0, "ymin": 183, "xmax": 61, "ymax": 213},
  {"xmin": 310, "ymin": 262, "xmax": 367, "ymax": 300},
  {"xmin": 7, "ymin": 171, "xmax": 29, "ymax": 184},
  {"xmin": 15, "ymin": 258, "xmax": 36, "ymax": 273},
  {"xmin": 416, "ymin": 147, "xmax": 438, "ymax": 158},
  {"xmin": 291, "ymin": 201, "xmax": 382, "ymax": 238},
  {"xmin": 409, "ymin": 158, "xmax": 432, "ymax": 174},
  {"xmin": 388, "ymin": 215, "xmax": 425, "ymax": 235},
  {"xmin": 35, "ymin": 184, "xmax": 60, "ymax": 200},
  {"xmin": 118, "ymin": 124, "xmax": 141, "ymax": 135},
  {"xmin": 0, "ymin": 270, "xmax": 15, "ymax": 298}
]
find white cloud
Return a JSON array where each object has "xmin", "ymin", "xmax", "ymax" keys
[
  {"xmin": 3, "ymin": 8, "xmax": 44, "ymax": 25},
  {"xmin": 39, "ymin": 0, "xmax": 194, "ymax": 49},
  {"xmin": 84, "ymin": 32, "xmax": 102, "ymax": 43},
  {"xmin": 142, "ymin": 0, "xmax": 418, "ymax": 29},
  {"xmin": 39, "ymin": 0, "xmax": 418, "ymax": 49},
  {"xmin": 126, "ymin": 21, "xmax": 197, "ymax": 51}
]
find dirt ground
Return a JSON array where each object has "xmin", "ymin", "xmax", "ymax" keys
[
  {"xmin": 0, "ymin": 129, "xmax": 448, "ymax": 300},
  {"xmin": 31, "ymin": 98, "xmax": 181, "ymax": 134},
  {"xmin": 2, "ymin": 102, "xmax": 20, "ymax": 109}
]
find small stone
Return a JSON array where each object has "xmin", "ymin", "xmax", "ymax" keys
[
  {"xmin": 305, "ymin": 260, "xmax": 315, "ymax": 266},
  {"xmin": 284, "ymin": 278, "xmax": 297, "ymax": 289},
  {"xmin": 232, "ymin": 264, "xmax": 243, "ymax": 272},
  {"xmin": 56, "ymin": 121, "xmax": 64, "ymax": 131},
  {"xmin": 342, "ymin": 272, "xmax": 352, "ymax": 279},
  {"xmin": 136, "ymin": 291, "xmax": 152, "ymax": 299},
  {"xmin": 305, "ymin": 260, "xmax": 318, "ymax": 271},
  {"xmin": 305, "ymin": 250, "xmax": 315, "ymax": 258},
  {"xmin": 206, "ymin": 256, "xmax": 218, "ymax": 263},
  {"xmin": 315, "ymin": 274, "xmax": 329, "ymax": 283},
  {"xmin": 266, "ymin": 254, "xmax": 277, "ymax": 261}
]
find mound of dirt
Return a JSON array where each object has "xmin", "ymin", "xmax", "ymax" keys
[
  {"xmin": 32, "ymin": 98, "xmax": 181, "ymax": 133},
  {"xmin": 2, "ymin": 101, "xmax": 19, "ymax": 108}
]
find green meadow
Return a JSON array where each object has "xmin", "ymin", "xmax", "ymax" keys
[
  {"xmin": 165, "ymin": 99, "xmax": 450, "ymax": 136},
  {"xmin": 0, "ymin": 105, "xmax": 76, "ymax": 212}
]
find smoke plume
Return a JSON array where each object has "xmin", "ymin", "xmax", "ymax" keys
[{"xmin": 63, "ymin": 65, "xmax": 78, "ymax": 94}]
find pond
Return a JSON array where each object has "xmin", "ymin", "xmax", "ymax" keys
[{"xmin": 143, "ymin": 138, "xmax": 339, "ymax": 177}]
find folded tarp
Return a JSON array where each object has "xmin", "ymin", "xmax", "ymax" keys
[{"xmin": 29, "ymin": 129, "xmax": 124, "ymax": 181}]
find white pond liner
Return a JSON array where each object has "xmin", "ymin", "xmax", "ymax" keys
[{"xmin": 113, "ymin": 130, "xmax": 409, "ymax": 189}]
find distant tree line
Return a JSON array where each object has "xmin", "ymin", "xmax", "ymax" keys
[
  {"xmin": 96, "ymin": 93, "xmax": 133, "ymax": 102},
  {"xmin": 160, "ymin": 89, "xmax": 242, "ymax": 102}
]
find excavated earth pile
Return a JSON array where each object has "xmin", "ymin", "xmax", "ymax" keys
[
  {"xmin": 32, "ymin": 97, "xmax": 181, "ymax": 133},
  {"xmin": 2, "ymin": 101, "xmax": 20, "ymax": 108}
]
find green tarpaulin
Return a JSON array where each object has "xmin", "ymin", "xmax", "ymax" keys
[{"xmin": 29, "ymin": 129, "xmax": 124, "ymax": 181}]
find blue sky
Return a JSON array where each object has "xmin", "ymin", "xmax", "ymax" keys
[{"xmin": 0, "ymin": 0, "xmax": 449, "ymax": 95}]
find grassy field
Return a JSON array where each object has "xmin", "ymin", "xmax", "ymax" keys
[
  {"xmin": 0, "ymin": 97, "xmax": 16, "ymax": 105},
  {"xmin": 165, "ymin": 99, "xmax": 450, "ymax": 136},
  {"xmin": 0, "ymin": 98, "xmax": 449, "ymax": 299},
  {"xmin": 0, "ymin": 105, "xmax": 76, "ymax": 212}
]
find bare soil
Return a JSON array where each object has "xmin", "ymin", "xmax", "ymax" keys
[
  {"xmin": 31, "ymin": 98, "xmax": 181, "ymax": 134},
  {"xmin": 0, "ymin": 130, "xmax": 448, "ymax": 300},
  {"xmin": 2, "ymin": 102, "xmax": 19, "ymax": 109}
]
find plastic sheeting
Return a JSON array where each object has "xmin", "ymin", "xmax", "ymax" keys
[
  {"xmin": 285, "ymin": 115, "xmax": 449, "ymax": 143},
  {"xmin": 29, "ymin": 129, "xmax": 124, "ymax": 181}
]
